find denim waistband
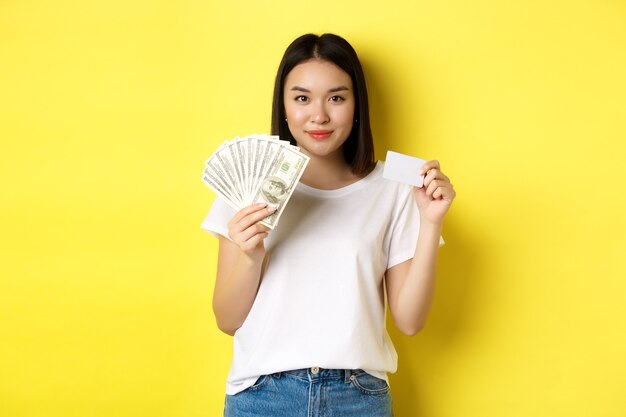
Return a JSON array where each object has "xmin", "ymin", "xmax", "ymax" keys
[{"xmin": 280, "ymin": 367, "xmax": 357, "ymax": 383}]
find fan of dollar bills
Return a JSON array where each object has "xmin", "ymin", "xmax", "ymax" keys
[{"xmin": 202, "ymin": 134, "xmax": 310, "ymax": 229}]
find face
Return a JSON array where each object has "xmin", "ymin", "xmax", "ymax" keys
[{"xmin": 283, "ymin": 59, "xmax": 355, "ymax": 161}]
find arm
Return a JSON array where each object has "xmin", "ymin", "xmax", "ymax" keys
[
  {"xmin": 212, "ymin": 203, "xmax": 276, "ymax": 335},
  {"xmin": 385, "ymin": 160, "xmax": 456, "ymax": 336}
]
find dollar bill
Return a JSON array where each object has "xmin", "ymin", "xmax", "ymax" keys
[
  {"xmin": 202, "ymin": 134, "xmax": 309, "ymax": 229},
  {"xmin": 201, "ymin": 171, "xmax": 240, "ymax": 211},
  {"xmin": 251, "ymin": 145, "xmax": 309, "ymax": 229},
  {"xmin": 205, "ymin": 147, "xmax": 241, "ymax": 207},
  {"xmin": 253, "ymin": 139, "xmax": 280, "ymax": 204},
  {"xmin": 212, "ymin": 142, "xmax": 243, "ymax": 202}
]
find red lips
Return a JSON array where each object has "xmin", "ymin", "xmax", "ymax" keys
[{"xmin": 307, "ymin": 130, "xmax": 333, "ymax": 140}]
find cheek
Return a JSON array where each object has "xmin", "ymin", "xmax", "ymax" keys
[
  {"xmin": 334, "ymin": 104, "xmax": 355, "ymax": 125},
  {"xmin": 284, "ymin": 103, "xmax": 307, "ymax": 123}
]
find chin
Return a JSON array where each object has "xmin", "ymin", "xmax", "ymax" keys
[{"xmin": 307, "ymin": 146, "xmax": 344, "ymax": 159}]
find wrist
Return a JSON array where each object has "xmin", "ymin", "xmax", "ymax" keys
[
  {"xmin": 419, "ymin": 217, "xmax": 444, "ymax": 231},
  {"xmin": 418, "ymin": 219, "xmax": 443, "ymax": 241},
  {"xmin": 240, "ymin": 250, "xmax": 266, "ymax": 267}
]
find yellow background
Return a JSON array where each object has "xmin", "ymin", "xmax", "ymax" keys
[{"xmin": 1, "ymin": 1, "xmax": 625, "ymax": 416}]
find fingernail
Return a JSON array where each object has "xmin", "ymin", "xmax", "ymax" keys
[
  {"xmin": 267, "ymin": 206, "xmax": 277, "ymax": 213},
  {"xmin": 258, "ymin": 203, "xmax": 268, "ymax": 208}
]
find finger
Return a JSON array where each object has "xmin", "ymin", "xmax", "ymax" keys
[
  {"xmin": 426, "ymin": 179, "xmax": 444, "ymax": 198},
  {"xmin": 419, "ymin": 160, "xmax": 441, "ymax": 176},
  {"xmin": 413, "ymin": 185, "xmax": 429, "ymax": 203},
  {"xmin": 443, "ymin": 185, "xmax": 457, "ymax": 201},
  {"xmin": 433, "ymin": 183, "xmax": 456, "ymax": 201},
  {"xmin": 242, "ymin": 232, "xmax": 269, "ymax": 250},
  {"xmin": 238, "ymin": 228, "xmax": 270, "ymax": 250},
  {"xmin": 229, "ymin": 209, "xmax": 273, "ymax": 242},
  {"xmin": 229, "ymin": 206, "xmax": 276, "ymax": 234},
  {"xmin": 238, "ymin": 231, "xmax": 270, "ymax": 252},
  {"xmin": 236, "ymin": 223, "xmax": 270, "ymax": 244},
  {"xmin": 228, "ymin": 203, "xmax": 269, "ymax": 228},
  {"xmin": 242, "ymin": 206, "xmax": 276, "ymax": 229},
  {"xmin": 435, "ymin": 170, "xmax": 449, "ymax": 182},
  {"xmin": 423, "ymin": 169, "xmax": 450, "ymax": 188},
  {"xmin": 229, "ymin": 216, "xmax": 269, "ymax": 242}
]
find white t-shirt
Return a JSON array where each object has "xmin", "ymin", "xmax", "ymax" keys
[{"xmin": 201, "ymin": 161, "xmax": 437, "ymax": 395}]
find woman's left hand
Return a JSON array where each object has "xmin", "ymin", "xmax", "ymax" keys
[{"xmin": 413, "ymin": 160, "xmax": 456, "ymax": 225}]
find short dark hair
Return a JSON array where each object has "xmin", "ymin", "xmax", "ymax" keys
[{"xmin": 271, "ymin": 33, "xmax": 375, "ymax": 176}]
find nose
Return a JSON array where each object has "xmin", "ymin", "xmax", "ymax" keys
[{"xmin": 311, "ymin": 101, "xmax": 330, "ymax": 124}]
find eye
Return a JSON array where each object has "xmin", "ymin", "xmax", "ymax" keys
[
  {"xmin": 295, "ymin": 95, "xmax": 309, "ymax": 103},
  {"xmin": 329, "ymin": 95, "xmax": 345, "ymax": 103}
]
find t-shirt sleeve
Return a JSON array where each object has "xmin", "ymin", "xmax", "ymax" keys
[
  {"xmin": 386, "ymin": 188, "xmax": 445, "ymax": 270},
  {"xmin": 200, "ymin": 197, "xmax": 237, "ymax": 239}
]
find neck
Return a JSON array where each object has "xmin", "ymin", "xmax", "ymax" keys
[{"xmin": 300, "ymin": 154, "xmax": 360, "ymax": 190}]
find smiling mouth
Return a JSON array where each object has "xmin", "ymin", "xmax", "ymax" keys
[{"xmin": 307, "ymin": 130, "xmax": 333, "ymax": 140}]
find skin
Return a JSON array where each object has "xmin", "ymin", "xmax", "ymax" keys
[{"xmin": 212, "ymin": 59, "xmax": 456, "ymax": 336}]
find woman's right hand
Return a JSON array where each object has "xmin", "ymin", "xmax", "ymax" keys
[{"xmin": 227, "ymin": 203, "xmax": 276, "ymax": 262}]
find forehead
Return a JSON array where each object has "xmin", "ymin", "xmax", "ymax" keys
[{"xmin": 284, "ymin": 59, "xmax": 352, "ymax": 89}]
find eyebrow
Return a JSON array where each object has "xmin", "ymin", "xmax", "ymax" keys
[{"xmin": 290, "ymin": 86, "xmax": 350, "ymax": 93}]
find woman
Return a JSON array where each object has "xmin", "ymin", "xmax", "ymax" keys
[{"xmin": 202, "ymin": 33, "xmax": 456, "ymax": 417}]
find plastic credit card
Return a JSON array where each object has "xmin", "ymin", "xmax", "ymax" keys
[{"xmin": 382, "ymin": 150, "xmax": 426, "ymax": 188}]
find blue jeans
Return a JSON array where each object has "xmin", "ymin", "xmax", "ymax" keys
[{"xmin": 224, "ymin": 368, "xmax": 393, "ymax": 417}]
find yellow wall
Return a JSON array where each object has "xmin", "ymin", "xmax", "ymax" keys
[{"xmin": 1, "ymin": 1, "xmax": 625, "ymax": 416}]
